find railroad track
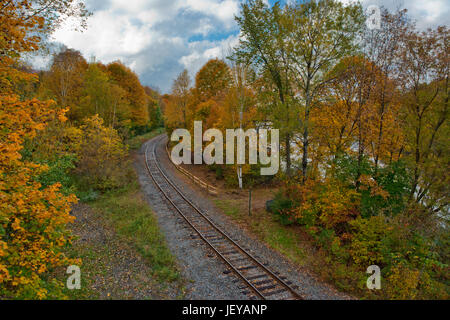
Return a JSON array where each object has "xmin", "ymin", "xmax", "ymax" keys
[{"xmin": 144, "ymin": 135, "xmax": 303, "ymax": 300}]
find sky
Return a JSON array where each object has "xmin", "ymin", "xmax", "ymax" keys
[{"xmin": 44, "ymin": 0, "xmax": 449, "ymax": 93}]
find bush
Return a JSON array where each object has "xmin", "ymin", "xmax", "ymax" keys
[
  {"xmin": 360, "ymin": 162, "xmax": 411, "ymax": 218},
  {"xmin": 0, "ymin": 97, "xmax": 78, "ymax": 299},
  {"xmin": 74, "ymin": 115, "xmax": 131, "ymax": 190},
  {"xmin": 349, "ymin": 215, "xmax": 392, "ymax": 267},
  {"xmin": 270, "ymin": 192, "xmax": 296, "ymax": 225},
  {"xmin": 36, "ymin": 155, "xmax": 77, "ymax": 195},
  {"xmin": 331, "ymin": 153, "xmax": 372, "ymax": 186},
  {"xmin": 208, "ymin": 164, "xmax": 224, "ymax": 180},
  {"xmin": 385, "ymin": 263, "xmax": 420, "ymax": 299},
  {"xmin": 317, "ymin": 180, "xmax": 360, "ymax": 231}
]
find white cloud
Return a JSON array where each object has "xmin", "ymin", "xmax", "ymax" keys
[
  {"xmin": 179, "ymin": 34, "xmax": 239, "ymax": 76},
  {"xmin": 47, "ymin": 0, "xmax": 241, "ymax": 92},
  {"xmin": 44, "ymin": 0, "xmax": 448, "ymax": 93},
  {"xmin": 339, "ymin": 0, "xmax": 449, "ymax": 28},
  {"xmin": 182, "ymin": 0, "xmax": 239, "ymax": 27},
  {"xmin": 52, "ymin": 10, "xmax": 153, "ymax": 61}
]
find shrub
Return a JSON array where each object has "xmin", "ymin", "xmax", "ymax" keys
[
  {"xmin": 36, "ymin": 155, "xmax": 77, "ymax": 195},
  {"xmin": 0, "ymin": 96, "xmax": 78, "ymax": 299},
  {"xmin": 74, "ymin": 115, "xmax": 131, "ymax": 190},
  {"xmin": 349, "ymin": 215, "xmax": 392, "ymax": 267},
  {"xmin": 317, "ymin": 180, "xmax": 360, "ymax": 230},
  {"xmin": 209, "ymin": 164, "xmax": 224, "ymax": 180},
  {"xmin": 331, "ymin": 153, "xmax": 372, "ymax": 186},
  {"xmin": 270, "ymin": 191, "xmax": 296, "ymax": 225},
  {"xmin": 360, "ymin": 162, "xmax": 411, "ymax": 218},
  {"xmin": 385, "ymin": 263, "xmax": 420, "ymax": 299}
]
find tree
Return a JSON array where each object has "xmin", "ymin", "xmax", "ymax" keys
[
  {"xmin": 79, "ymin": 64, "xmax": 129, "ymax": 128},
  {"xmin": 41, "ymin": 48, "xmax": 88, "ymax": 120},
  {"xmin": 164, "ymin": 94, "xmax": 188, "ymax": 135},
  {"xmin": 398, "ymin": 26, "xmax": 449, "ymax": 214},
  {"xmin": 234, "ymin": 0, "xmax": 296, "ymax": 176},
  {"xmin": 361, "ymin": 9, "xmax": 410, "ymax": 171},
  {"xmin": 314, "ymin": 55, "xmax": 404, "ymax": 188},
  {"xmin": 74, "ymin": 115, "xmax": 129, "ymax": 190},
  {"xmin": 283, "ymin": 0, "xmax": 364, "ymax": 182},
  {"xmin": 0, "ymin": 0, "xmax": 89, "ymax": 81},
  {"xmin": 195, "ymin": 59, "xmax": 232, "ymax": 102},
  {"xmin": 0, "ymin": 0, "xmax": 88, "ymax": 299},
  {"xmin": 107, "ymin": 61, "xmax": 149, "ymax": 128},
  {"xmin": 144, "ymin": 86, "xmax": 164, "ymax": 129},
  {"xmin": 171, "ymin": 69, "xmax": 191, "ymax": 127},
  {"xmin": 0, "ymin": 95, "xmax": 79, "ymax": 299}
]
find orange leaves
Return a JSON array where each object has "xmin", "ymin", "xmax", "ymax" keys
[
  {"xmin": 107, "ymin": 61, "xmax": 149, "ymax": 127},
  {"xmin": 317, "ymin": 182, "xmax": 361, "ymax": 229},
  {"xmin": 358, "ymin": 175, "xmax": 390, "ymax": 200},
  {"xmin": 282, "ymin": 178, "xmax": 361, "ymax": 231},
  {"xmin": 0, "ymin": 95, "xmax": 78, "ymax": 299},
  {"xmin": 195, "ymin": 59, "xmax": 232, "ymax": 102},
  {"xmin": 0, "ymin": 0, "xmax": 92, "ymax": 299}
]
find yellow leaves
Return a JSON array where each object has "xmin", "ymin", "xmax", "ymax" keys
[
  {"xmin": 37, "ymin": 288, "xmax": 48, "ymax": 300},
  {"xmin": 74, "ymin": 115, "xmax": 129, "ymax": 190},
  {"xmin": 11, "ymin": 218, "xmax": 24, "ymax": 232},
  {"xmin": 280, "ymin": 179, "xmax": 362, "ymax": 230},
  {"xmin": 0, "ymin": 1, "xmax": 90, "ymax": 299},
  {"xmin": 349, "ymin": 215, "xmax": 391, "ymax": 267},
  {"xmin": 0, "ymin": 94, "xmax": 78, "ymax": 299},
  {"xmin": 0, "ymin": 263, "xmax": 10, "ymax": 283},
  {"xmin": 58, "ymin": 110, "xmax": 69, "ymax": 123},
  {"xmin": 385, "ymin": 264, "xmax": 420, "ymax": 299},
  {"xmin": 106, "ymin": 61, "xmax": 149, "ymax": 126},
  {"xmin": 317, "ymin": 180, "xmax": 361, "ymax": 229}
]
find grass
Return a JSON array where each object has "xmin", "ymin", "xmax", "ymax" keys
[
  {"xmin": 214, "ymin": 199, "xmax": 307, "ymax": 266},
  {"xmin": 92, "ymin": 182, "xmax": 180, "ymax": 283},
  {"xmin": 214, "ymin": 199, "xmax": 240, "ymax": 218},
  {"xmin": 61, "ymin": 181, "xmax": 183, "ymax": 300},
  {"xmin": 89, "ymin": 128, "xmax": 180, "ymax": 284},
  {"xmin": 60, "ymin": 128, "xmax": 183, "ymax": 299},
  {"xmin": 63, "ymin": 244, "xmax": 108, "ymax": 300},
  {"xmin": 126, "ymin": 127, "xmax": 165, "ymax": 150},
  {"xmin": 211, "ymin": 197, "xmax": 367, "ymax": 298}
]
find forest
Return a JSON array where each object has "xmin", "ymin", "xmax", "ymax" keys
[
  {"xmin": 0, "ymin": 0, "xmax": 448, "ymax": 300},
  {"xmin": 164, "ymin": 0, "xmax": 449, "ymax": 299},
  {"xmin": 0, "ymin": 0, "xmax": 164, "ymax": 299}
]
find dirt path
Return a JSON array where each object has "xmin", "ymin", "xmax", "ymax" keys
[
  {"xmin": 135, "ymin": 135, "xmax": 352, "ymax": 300},
  {"xmin": 69, "ymin": 203, "xmax": 180, "ymax": 300}
]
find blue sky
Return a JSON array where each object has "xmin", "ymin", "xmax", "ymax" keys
[{"xmin": 47, "ymin": 0, "xmax": 449, "ymax": 93}]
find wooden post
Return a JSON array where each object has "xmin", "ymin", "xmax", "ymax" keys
[{"xmin": 248, "ymin": 189, "xmax": 252, "ymax": 216}]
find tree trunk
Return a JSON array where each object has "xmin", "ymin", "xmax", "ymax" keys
[
  {"xmin": 285, "ymin": 134, "xmax": 291, "ymax": 177},
  {"xmin": 301, "ymin": 127, "xmax": 309, "ymax": 183},
  {"xmin": 301, "ymin": 90, "xmax": 312, "ymax": 183}
]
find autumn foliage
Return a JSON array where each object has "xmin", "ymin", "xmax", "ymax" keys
[
  {"xmin": 0, "ymin": 0, "xmax": 153, "ymax": 299},
  {"xmin": 74, "ymin": 115, "xmax": 130, "ymax": 190},
  {"xmin": 164, "ymin": 1, "xmax": 448, "ymax": 299},
  {"xmin": 0, "ymin": 0, "xmax": 90, "ymax": 299},
  {"xmin": 0, "ymin": 96, "xmax": 78, "ymax": 299}
]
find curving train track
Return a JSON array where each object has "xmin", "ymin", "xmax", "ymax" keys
[{"xmin": 145, "ymin": 135, "xmax": 304, "ymax": 300}]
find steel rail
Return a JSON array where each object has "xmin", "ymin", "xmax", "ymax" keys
[{"xmin": 144, "ymin": 135, "xmax": 303, "ymax": 300}]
